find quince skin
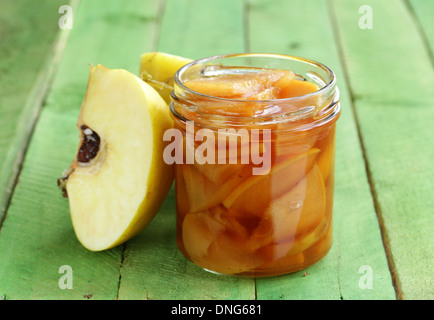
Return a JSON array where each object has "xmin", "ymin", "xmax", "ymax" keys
[{"xmin": 139, "ymin": 52, "xmax": 192, "ymax": 104}]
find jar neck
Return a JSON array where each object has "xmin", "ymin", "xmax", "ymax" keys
[{"xmin": 170, "ymin": 53, "xmax": 340, "ymax": 131}]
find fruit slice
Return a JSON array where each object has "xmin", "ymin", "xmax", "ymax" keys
[
  {"xmin": 276, "ymin": 77, "xmax": 318, "ymax": 99},
  {"xmin": 256, "ymin": 249, "xmax": 305, "ymax": 273},
  {"xmin": 281, "ymin": 218, "xmax": 330, "ymax": 257},
  {"xmin": 139, "ymin": 52, "xmax": 192, "ymax": 104},
  {"xmin": 315, "ymin": 127, "xmax": 336, "ymax": 182},
  {"xmin": 249, "ymin": 165, "xmax": 326, "ymax": 250},
  {"xmin": 255, "ymin": 218, "xmax": 330, "ymax": 273},
  {"xmin": 184, "ymin": 69, "xmax": 297, "ymax": 117},
  {"xmin": 273, "ymin": 130, "xmax": 319, "ymax": 158},
  {"xmin": 175, "ymin": 165, "xmax": 189, "ymax": 219},
  {"xmin": 185, "ymin": 69, "xmax": 295, "ymax": 98},
  {"xmin": 182, "ymin": 163, "xmax": 252, "ymax": 212},
  {"xmin": 58, "ymin": 65, "xmax": 174, "ymax": 251},
  {"xmin": 303, "ymin": 224, "xmax": 333, "ymax": 262},
  {"xmin": 194, "ymin": 162, "xmax": 246, "ymax": 184},
  {"xmin": 181, "ymin": 206, "xmax": 245, "ymax": 259},
  {"xmin": 222, "ymin": 148, "xmax": 320, "ymax": 216},
  {"xmin": 182, "ymin": 206, "xmax": 265, "ymax": 275},
  {"xmin": 182, "ymin": 211, "xmax": 225, "ymax": 260},
  {"xmin": 205, "ymin": 231, "xmax": 266, "ymax": 275},
  {"xmin": 182, "ymin": 164, "xmax": 218, "ymax": 212},
  {"xmin": 246, "ymin": 86, "xmax": 280, "ymax": 100},
  {"xmin": 184, "ymin": 131, "xmax": 249, "ymax": 184},
  {"xmin": 267, "ymin": 164, "xmax": 326, "ymax": 235},
  {"xmin": 184, "ymin": 75, "xmax": 257, "ymax": 99}
]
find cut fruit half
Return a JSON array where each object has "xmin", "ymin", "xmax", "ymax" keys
[{"xmin": 58, "ymin": 65, "xmax": 174, "ymax": 251}]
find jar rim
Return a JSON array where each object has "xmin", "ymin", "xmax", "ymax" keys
[
  {"xmin": 174, "ymin": 52, "xmax": 336, "ymax": 104},
  {"xmin": 171, "ymin": 53, "xmax": 340, "ymax": 130}
]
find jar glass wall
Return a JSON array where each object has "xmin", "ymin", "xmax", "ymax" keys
[{"xmin": 169, "ymin": 53, "xmax": 340, "ymax": 277}]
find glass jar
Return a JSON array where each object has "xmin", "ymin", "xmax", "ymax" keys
[{"xmin": 168, "ymin": 53, "xmax": 340, "ymax": 277}]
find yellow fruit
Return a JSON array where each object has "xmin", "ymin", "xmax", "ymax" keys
[
  {"xmin": 139, "ymin": 52, "xmax": 192, "ymax": 104},
  {"xmin": 58, "ymin": 65, "xmax": 174, "ymax": 251}
]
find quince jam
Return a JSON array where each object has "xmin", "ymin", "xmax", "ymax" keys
[{"xmin": 170, "ymin": 54, "xmax": 340, "ymax": 277}]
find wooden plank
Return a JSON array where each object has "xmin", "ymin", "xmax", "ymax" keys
[
  {"xmin": 331, "ymin": 0, "xmax": 433, "ymax": 103},
  {"xmin": 407, "ymin": 0, "xmax": 434, "ymax": 64},
  {"xmin": 117, "ymin": 187, "xmax": 256, "ymax": 300},
  {"xmin": 116, "ymin": 0, "xmax": 256, "ymax": 300},
  {"xmin": 247, "ymin": 0, "xmax": 396, "ymax": 299},
  {"xmin": 0, "ymin": 0, "xmax": 65, "ymax": 223},
  {"xmin": 0, "ymin": 0, "xmax": 162, "ymax": 299},
  {"xmin": 156, "ymin": 0, "xmax": 245, "ymax": 60},
  {"xmin": 330, "ymin": 0, "xmax": 434, "ymax": 300}
]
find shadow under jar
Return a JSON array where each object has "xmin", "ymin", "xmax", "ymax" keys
[{"xmin": 169, "ymin": 53, "xmax": 341, "ymax": 277}]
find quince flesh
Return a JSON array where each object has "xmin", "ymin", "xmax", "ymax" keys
[{"xmin": 58, "ymin": 65, "xmax": 174, "ymax": 251}]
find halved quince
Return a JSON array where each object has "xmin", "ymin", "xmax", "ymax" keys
[
  {"xmin": 58, "ymin": 65, "xmax": 174, "ymax": 251},
  {"xmin": 139, "ymin": 52, "xmax": 192, "ymax": 104}
]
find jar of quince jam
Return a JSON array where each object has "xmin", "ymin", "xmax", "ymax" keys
[{"xmin": 168, "ymin": 53, "xmax": 340, "ymax": 277}]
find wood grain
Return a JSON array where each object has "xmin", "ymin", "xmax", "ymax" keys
[
  {"xmin": 0, "ymin": 0, "xmax": 65, "ymax": 223},
  {"xmin": 0, "ymin": 0, "xmax": 162, "ymax": 299},
  {"xmin": 331, "ymin": 0, "xmax": 434, "ymax": 300},
  {"xmin": 248, "ymin": 0, "xmax": 395, "ymax": 300},
  {"xmin": 156, "ymin": 0, "xmax": 245, "ymax": 60},
  {"xmin": 116, "ymin": 0, "xmax": 256, "ymax": 300},
  {"xmin": 0, "ymin": 0, "xmax": 431, "ymax": 300},
  {"xmin": 408, "ymin": 0, "xmax": 434, "ymax": 65}
]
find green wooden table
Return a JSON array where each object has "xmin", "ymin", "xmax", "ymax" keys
[{"xmin": 0, "ymin": 0, "xmax": 432, "ymax": 300}]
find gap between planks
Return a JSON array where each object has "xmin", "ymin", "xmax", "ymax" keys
[
  {"xmin": 151, "ymin": 0, "xmax": 167, "ymax": 57},
  {"xmin": 0, "ymin": 0, "xmax": 79, "ymax": 231},
  {"xmin": 115, "ymin": 0, "xmax": 169, "ymax": 300},
  {"xmin": 403, "ymin": 0, "xmax": 434, "ymax": 68},
  {"xmin": 242, "ymin": 0, "xmax": 251, "ymax": 54},
  {"xmin": 326, "ymin": 0, "xmax": 401, "ymax": 300}
]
